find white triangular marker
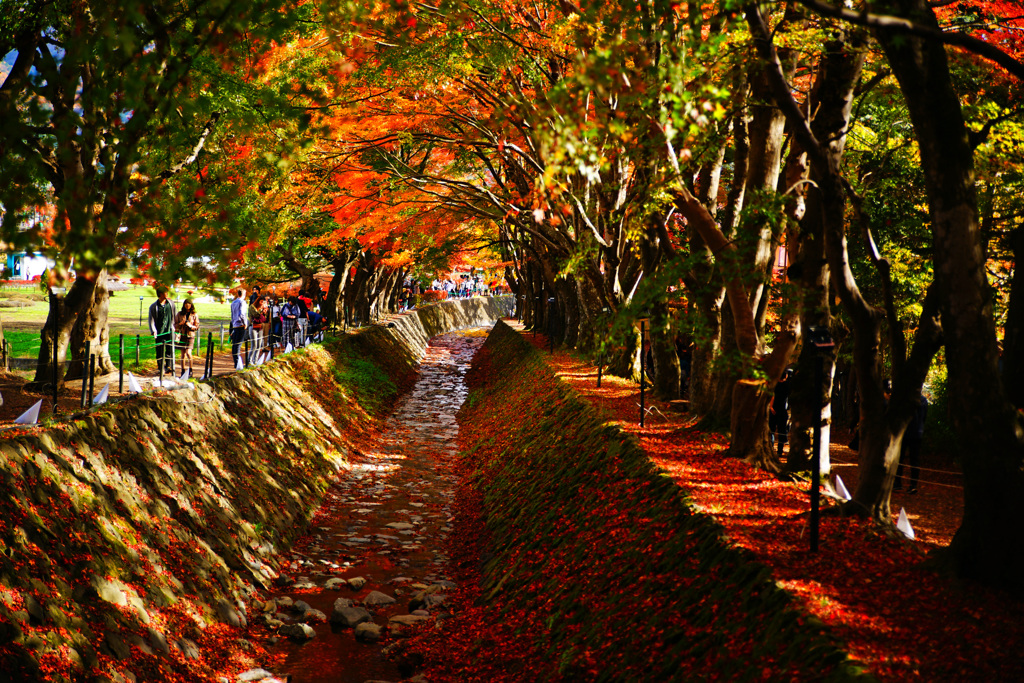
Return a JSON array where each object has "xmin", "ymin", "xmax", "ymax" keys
[
  {"xmin": 284, "ymin": 342, "xmax": 293, "ymax": 354},
  {"xmin": 180, "ymin": 369, "xmax": 189, "ymax": 382},
  {"xmin": 835, "ymin": 475, "xmax": 851, "ymax": 501},
  {"xmin": 897, "ymin": 507, "xmax": 915, "ymax": 540},
  {"xmin": 236, "ymin": 357, "xmax": 244, "ymax": 371},
  {"xmin": 128, "ymin": 372, "xmax": 143, "ymax": 394},
  {"xmin": 305, "ymin": 336, "xmax": 312, "ymax": 346},
  {"xmin": 14, "ymin": 399, "xmax": 42, "ymax": 425},
  {"xmin": 93, "ymin": 384, "xmax": 110, "ymax": 405}
]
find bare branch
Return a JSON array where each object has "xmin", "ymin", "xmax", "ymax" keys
[{"xmin": 154, "ymin": 112, "xmax": 222, "ymax": 182}]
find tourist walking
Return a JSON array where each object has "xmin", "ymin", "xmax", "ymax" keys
[
  {"xmin": 230, "ymin": 288, "xmax": 248, "ymax": 368},
  {"xmin": 148, "ymin": 288, "xmax": 176, "ymax": 376},
  {"xmin": 175, "ymin": 298, "xmax": 199, "ymax": 377}
]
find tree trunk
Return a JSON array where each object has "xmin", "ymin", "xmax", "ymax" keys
[
  {"xmin": 744, "ymin": 55, "xmax": 793, "ymax": 326},
  {"xmin": 554, "ymin": 278, "xmax": 580, "ymax": 348},
  {"xmin": 876, "ymin": 0, "xmax": 1024, "ymax": 591},
  {"xmin": 67, "ymin": 270, "xmax": 115, "ymax": 379},
  {"xmin": 650, "ymin": 301, "xmax": 681, "ymax": 399},
  {"xmin": 323, "ymin": 253, "xmax": 358, "ymax": 326},
  {"xmin": 278, "ymin": 247, "xmax": 318, "ymax": 298},
  {"xmin": 730, "ymin": 380, "xmax": 777, "ymax": 470},
  {"xmin": 687, "ymin": 293, "xmax": 722, "ymax": 413},
  {"xmin": 32, "ymin": 274, "xmax": 100, "ymax": 389},
  {"xmin": 707, "ymin": 299, "xmax": 737, "ymax": 427},
  {"xmin": 348, "ymin": 265, "xmax": 370, "ymax": 325}
]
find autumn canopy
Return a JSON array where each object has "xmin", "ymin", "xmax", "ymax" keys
[{"xmin": 2, "ymin": 0, "xmax": 1024, "ymax": 593}]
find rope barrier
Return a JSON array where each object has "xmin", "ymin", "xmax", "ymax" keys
[
  {"xmin": 831, "ymin": 456, "xmax": 963, "ymax": 478},
  {"xmin": 830, "ymin": 457, "xmax": 965, "ymax": 491}
]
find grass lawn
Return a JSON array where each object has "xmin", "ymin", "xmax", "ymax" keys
[{"xmin": 0, "ymin": 283, "xmax": 235, "ymax": 359}]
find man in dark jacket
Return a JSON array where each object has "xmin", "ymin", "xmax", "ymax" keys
[
  {"xmin": 769, "ymin": 368, "xmax": 793, "ymax": 457},
  {"xmin": 148, "ymin": 288, "xmax": 176, "ymax": 375},
  {"xmin": 895, "ymin": 393, "xmax": 928, "ymax": 493}
]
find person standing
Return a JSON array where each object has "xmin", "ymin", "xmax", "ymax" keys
[
  {"xmin": 296, "ymin": 291, "xmax": 310, "ymax": 345},
  {"xmin": 175, "ymin": 298, "xmax": 199, "ymax": 377},
  {"xmin": 230, "ymin": 288, "xmax": 248, "ymax": 368},
  {"xmin": 896, "ymin": 392, "xmax": 929, "ymax": 493},
  {"xmin": 769, "ymin": 368, "xmax": 793, "ymax": 457},
  {"xmin": 281, "ymin": 295, "xmax": 300, "ymax": 348},
  {"xmin": 148, "ymin": 288, "xmax": 177, "ymax": 376},
  {"xmin": 249, "ymin": 295, "xmax": 268, "ymax": 356},
  {"xmin": 269, "ymin": 296, "xmax": 282, "ymax": 348}
]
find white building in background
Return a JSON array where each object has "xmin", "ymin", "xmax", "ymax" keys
[{"xmin": 5, "ymin": 251, "xmax": 53, "ymax": 281}]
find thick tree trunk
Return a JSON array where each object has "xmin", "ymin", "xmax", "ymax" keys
[
  {"xmin": 732, "ymin": 313, "xmax": 801, "ymax": 470},
  {"xmin": 278, "ymin": 247, "xmax": 318, "ymax": 298},
  {"xmin": 876, "ymin": 0, "xmax": 1024, "ymax": 591},
  {"xmin": 323, "ymin": 253, "xmax": 358, "ymax": 326},
  {"xmin": 707, "ymin": 302, "xmax": 737, "ymax": 427},
  {"xmin": 730, "ymin": 380, "xmax": 777, "ymax": 470},
  {"xmin": 650, "ymin": 301, "xmax": 681, "ymax": 399},
  {"xmin": 554, "ymin": 278, "xmax": 579, "ymax": 347},
  {"xmin": 67, "ymin": 270, "xmax": 115, "ymax": 379},
  {"xmin": 685, "ymin": 139, "xmax": 728, "ymax": 412},
  {"xmin": 687, "ymin": 295, "xmax": 722, "ymax": 413},
  {"xmin": 348, "ymin": 266, "xmax": 370, "ymax": 325},
  {"xmin": 32, "ymin": 274, "xmax": 100, "ymax": 389},
  {"xmin": 744, "ymin": 57, "xmax": 793, "ymax": 324}
]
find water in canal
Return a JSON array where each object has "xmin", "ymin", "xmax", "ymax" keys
[{"xmin": 264, "ymin": 330, "xmax": 486, "ymax": 682}]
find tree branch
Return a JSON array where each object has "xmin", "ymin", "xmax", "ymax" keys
[
  {"xmin": 153, "ymin": 112, "xmax": 223, "ymax": 182},
  {"xmin": 795, "ymin": 0, "xmax": 1024, "ymax": 81}
]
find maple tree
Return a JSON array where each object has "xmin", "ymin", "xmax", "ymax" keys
[
  {"xmin": 5, "ymin": 0, "xmax": 1023, "ymax": 594},
  {"xmin": 216, "ymin": 35, "xmax": 502, "ymax": 324},
  {"xmin": 303, "ymin": 0, "xmax": 1024, "ymax": 592},
  {"xmin": 734, "ymin": 0, "xmax": 1024, "ymax": 589},
  {"xmin": 0, "ymin": 0, "xmax": 312, "ymax": 385},
  {"xmin": 316, "ymin": 0, "xmax": 797, "ymax": 465}
]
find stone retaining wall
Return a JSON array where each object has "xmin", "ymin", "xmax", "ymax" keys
[{"xmin": 0, "ymin": 297, "xmax": 510, "ymax": 682}]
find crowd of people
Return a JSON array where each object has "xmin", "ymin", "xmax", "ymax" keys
[
  {"xmin": 146, "ymin": 275, "xmax": 505, "ymax": 374},
  {"xmin": 397, "ymin": 273, "xmax": 509, "ymax": 311},
  {"xmin": 234, "ymin": 285, "xmax": 324, "ymax": 367},
  {"xmin": 147, "ymin": 285, "xmax": 325, "ymax": 377}
]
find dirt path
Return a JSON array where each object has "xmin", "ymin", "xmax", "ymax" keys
[{"xmin": 519, "ymin": 324, "xmax": 1024, "ymax": 682}]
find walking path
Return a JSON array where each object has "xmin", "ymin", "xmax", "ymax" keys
[
  {"xmin": 513, "ymin": 325, "xmax": 1024, "ymax": 682},
  {"xmin": 250, "ymin": 330, "xmax": 486, "ymax": 682}
]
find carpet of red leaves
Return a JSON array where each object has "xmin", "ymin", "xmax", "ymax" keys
[
  {"xmin": 410, "ymin": 326, "xmax": 859, "ymax": 682},
  {"xmin": 526, "ymin": 332, "xmax": 1024, "ymax": 681}
]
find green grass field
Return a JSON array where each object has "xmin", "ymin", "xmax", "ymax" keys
[{"xmin": 0, "ymin": 283, "xmax": 235, "ymax": 360}]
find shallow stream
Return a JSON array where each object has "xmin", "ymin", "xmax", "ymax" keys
[{"xmin": 264, "ymin": 330, "xmax": 486, "ymax": 682}]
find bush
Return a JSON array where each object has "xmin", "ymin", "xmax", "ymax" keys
[{"xmin": 419, "ymin": 289, "xmax": 448, "ymax": 303}]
